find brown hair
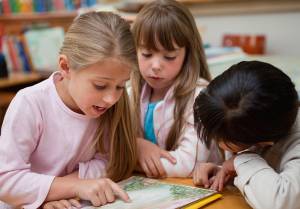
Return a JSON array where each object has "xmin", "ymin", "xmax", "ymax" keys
[
  {"xmin": 131, "ymin": 0, "xmax": 211, "ymax": 150},
  {"xmin": 194, "ymin": 61, "xmax": 299, "ymax": 147},
  {"xmin": 60, "ymin": 11, "xmax": 138, "ymax": 181}
]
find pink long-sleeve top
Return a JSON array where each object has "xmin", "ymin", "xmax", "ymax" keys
[
  {"xmin": 140, "ymin": 79, "xmax": 222, "ymax": 177},
  {"xmin": 0, "ymin": 73, "xmax": 108, "ymax": 209}
]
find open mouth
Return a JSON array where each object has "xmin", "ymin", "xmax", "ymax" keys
[
  {"xmin": 92, "ymin": 105, "xmax": 107, "ymax": 114},
  {"xmin": 149, "ymin": 76, "xmax": 162, "ymax": 80}
]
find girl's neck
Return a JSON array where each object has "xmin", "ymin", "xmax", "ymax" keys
[
  {"xmin": 150, "ymin": 86, "xmax": 170, "ymax": 103},
  {"xmin": 54, "ymin": 74, "xmax": 82, "ymax": 114}
]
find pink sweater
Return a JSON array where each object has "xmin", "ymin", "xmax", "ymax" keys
[
  {"xmin": 140, "ymin": 80, "xmax": 222, "ymax": 177},
  {"xmin": 0, "ymin": 73, "xmax": 107, "ymax": 209}
]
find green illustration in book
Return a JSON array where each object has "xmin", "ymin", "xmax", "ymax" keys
[{"xmin": 81, "ymin": 176, "xmax": 219, "ymax": 209}]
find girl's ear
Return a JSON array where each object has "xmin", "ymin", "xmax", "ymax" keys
[{"xmin": 58, "ymin": 55, "xmax": 71, "ymax": 78}]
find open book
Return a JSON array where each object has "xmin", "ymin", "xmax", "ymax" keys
[{"xmin": 81, "ymin": 176, "xmax": 222, "ymax": 209}]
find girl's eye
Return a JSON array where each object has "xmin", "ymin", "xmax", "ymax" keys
[
  {"xmin": 164, "ymin": 56, "xmax": 176, "ymax": 60},
  {"xmin": 94, "ymin": 84, "xmax": 106, "ymax": 90},
  {"xmin": 116, "ymin": 86, "xmax": 125, "ymax": 90},
  {"xmin": 142, "ymin": 53, "xmax": 152, "ymax": 58}
]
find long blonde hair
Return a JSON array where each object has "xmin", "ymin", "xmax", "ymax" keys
[
  {"xmin": 60, "ymin": 12, "xmax": 138, "ymax": 181},
  {"xmin": 131, "ymin": 0, "xmax": 211, "ymax": 150}
]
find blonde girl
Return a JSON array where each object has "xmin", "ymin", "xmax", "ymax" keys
[
  {"xmin": 131, "ymin": 0, "xmax": 219, "ymax": 178},
  {"xmin": 0, "ymin": 12, "xmax": 137, "ymax": 209}
]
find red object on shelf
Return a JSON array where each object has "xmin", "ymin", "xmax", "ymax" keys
[
  {"xmin": 223, "ymin": 34, "xmax": 241, "ymax": 47},
  {"xmin": 223, "ymin": 34, "xmax": 266, "ymax": 55}
]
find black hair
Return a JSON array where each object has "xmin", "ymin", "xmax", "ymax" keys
[{"xmin": 194, "ymin": 60, "xmax": 299, "ymax": 148}]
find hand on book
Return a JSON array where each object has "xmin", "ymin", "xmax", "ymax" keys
[
  {"xmin": 193, "ymin": 162, "xmax": 220, "ymax": 188},
  {"xmin": 210, "ymin": 156, "xmax": 237, "ymax": 191},
  {"xmin": 74, "ymin": 178, "xmax": 130, "ymax": 207},
  {"xmin": 193, "ymin": 158, "xmax": 237, "ymax": 192},
  {"xmin": 42, "ymin": 198, "xmax": 81, "ymax": 209},
  {"xmin": 137, "ymin": 138, "xmax": 176, "ymax": 178}
]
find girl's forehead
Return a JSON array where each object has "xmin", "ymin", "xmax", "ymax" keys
[
  {"xmin": 139, "ymin": 40, "xmax": 181, "ymax": 52},
  {"xmin": 138, "ymin": 30, "xmax": 181, "ymax": 50},
  {"xmin": 218, "ymin": 140, "xmax": 250, "ymax": 153}
]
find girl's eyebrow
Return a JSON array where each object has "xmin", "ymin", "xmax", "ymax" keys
[
  {"xmin": 139, "ymin": 44, "xmax": 148, "ymax": 49},
  {"xmin": 93, "ymin": 77, "xmax": 130, "ymax": 82},
  {"xmin": 163, "ymin": 49, "xmax": 181, "ymax": 54},
  {"xmin": 140, "ymin": 47, "xmax": 181, "ymax": 53}
]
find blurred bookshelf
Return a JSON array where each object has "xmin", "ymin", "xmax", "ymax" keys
[
  {"xmin": 0, "ymin": 72, "xmax": 43, "ymax": 89},
  {"xmin": 0, "ymin": 12, "xmax": 76, "ymax": 33},
  {"xmin": 115, "ymin": 0, "xmax": 300, "ymax": 16},
  {"xmin": 0, "ymin": 1, "xmax": 99, "ymax": 123},
  {"xmin": 0, "ymin": 1, "xmax": 95, "ymax": 91},
  {"xmin": 176, "ymin": 0, "xmax": 300, "ymax": 15}
]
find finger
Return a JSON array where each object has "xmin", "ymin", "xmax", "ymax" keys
[
  {"xmin": 43, "ymin": 204, "xmax": 55, "ymax": 209},
  {"xmin": 160, "ymin": 150, "xmax": 177, "ymax": 164},
  {"xmin": 218, "ymin": 172, "xmax": 225, "ymax": 192},
  {"xmin": 59, "ymin": 200, "xmax": 72, "ymax": 209},
  {"xmin": 145, "ymin": 158, "xmax": 159, "ymax": 177},
  {"xmin": 104, "ymin": 186, "xmax": 116, "ymax": 203},
  {"xmin": 210, "ymin": 172, "xmax": 221, "ymax": 191},
  {"xmin": 201, "ymin": 169, "xmax": 210, "ymax": 188},
  {"xmin": 69, "ymin": 199, "xmax": 81, "ymax": 208},
  {"xmin": 109, "ymin": 180, "xmax": 131, "ymax": 203},
  {"xmin": 90, "ymin": 194, "xmax": 101, "ymax": 207},
  {"xmin": 141, "ymin": 161, "xmax": 152, "ymax": 177},
  {"xmin": 210, "ymin": 176, "xmax": 219, "ymax": 191},
  {"xmin": 208, "ymin": 176, "xmax": 215, "ymax": 185},
  {"xmin": 52, "ymin": 201, "xmax": 67, "ymax": 209},
  {"xmin": 193, "ymin": 167, "xmax": 202, "ymax": 186},
  {"xmin": 97, "ymin": 189, "xmax": 107, "ymax": 206},
  {"xmin": 151, "ymin": 156, "xmax": 166, "ymax": 178}
]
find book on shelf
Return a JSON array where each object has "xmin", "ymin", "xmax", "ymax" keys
[
  {"xmin": 80, "ymin": 176, "xmax": 222, "ymax": 209},
  {"xmin": 1, "ymin": 26, "xmax": 64, "ymax": 75},
  {"xmin": 23, "ymin": 26, "xmax": 64, "ymax": 72},
  {"xmin": 0, "ymin": 0, "xmax": 99, "ymax": 14},
  {"xmin": 205, "ymin": 46, "xmax": 246, "ymax": 66}
]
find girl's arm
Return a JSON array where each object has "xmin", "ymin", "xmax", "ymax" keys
[
  {"xmin": 0, "ymin": 92, "xmax": 55, "ymax": 208},
  {"xmin": 160, "ymin": 115, "xmax": 211, "ymax": 177},
  {"xmin": 136, "ymin": 137, "xmax": 176, "ymax": 178},
  {"xmin": 0, "ymin": 91, "xmax": 127, "ymax": 208},
  {"xmin": 78, "ymin": 153, "xmax": 108, "ymax": 179},
  {"xmin": 234, "ymin": 144, "xmax": 300, "ymax": 209},
  {"xmin": 160, "ymin": 85, "xmax": 222, "ymax": 177},
  {"xmin": 45, "ymin": 173, "xmax": 130, "ymax": 206},
  {"xmin": 45, "ymin": 172, "xmax": 78, "ymax": 201}
]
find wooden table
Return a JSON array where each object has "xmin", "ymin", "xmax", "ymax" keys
[{"xmin": 163, "ymin": 178, "xmax": 252, "ymax": 209}]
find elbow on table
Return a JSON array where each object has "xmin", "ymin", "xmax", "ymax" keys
[
  {"xmin": 249, "ymin": 180, "xmax": 300, "ymax": 209},
  {"xmin": 165, "ymin": 162, "xmax": 194, "ymax": 178}
]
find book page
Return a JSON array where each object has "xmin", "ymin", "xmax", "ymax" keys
[{"xmin": 81, "ymin": 176, "xmax": 217, "ymax": 209}]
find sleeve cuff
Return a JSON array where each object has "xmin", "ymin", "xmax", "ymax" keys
[
  {"xmin": 23, "ymin": 175, "xmax": 55, "ymax": 209},
  {"xmin": 78, "ymin": 161, "xmax": 106, "ymax": 179},
  {"xmin": 161, "ymin": 153, "xmax": 194, "ymax": 178},
  {"xmin": 234, "ymin": 153, "xmax": 270, "ymax": 194}
]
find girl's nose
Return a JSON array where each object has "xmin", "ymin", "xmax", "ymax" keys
[
  {"xmin": 102, "ymin": 91, "xmax": 119, "ymax": 106},
  {"xmin": 151, "ymin": 57, "xmax": 162, "ymax": 71}
]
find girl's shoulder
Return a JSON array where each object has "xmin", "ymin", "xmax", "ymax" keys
[
  {"xmin": 195, "ymin": 78, "xmax": 209, "ymax": 97},
  {"xmin": 196, "ymin": 78, "xmax": 209, "ymax": 88},
  {"xmin": 181, "ymin": 78, "xmax": 209, "ymax": 124},
  {"xmin": 14, "ymin": 75, "xmax": 55, "ymax": 110}
]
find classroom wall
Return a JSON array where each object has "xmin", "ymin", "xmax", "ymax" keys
[{"xmin": 195, "ymin": 12, "xmax": 300, "ymax": 56}]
